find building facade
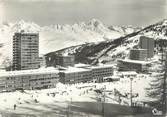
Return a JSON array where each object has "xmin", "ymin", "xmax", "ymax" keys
[
  {"xmin": 46, "ymin": 54, "xmax": 75, "ymax": 67},
  {"xmin": 13, "ymin": 31, "xmax": 40, "ymax": 70},
  {"xmin": 59, "ymin": 67, "xmax": 92, "ymax": 84},
  {"xmin": 117, "ymin": 59, "xmax": 150, "ymax": 72},
  {"xmin": 90, "ymin": 65, "xmax": 113, "ymax": 82},
  {"xmin": 129, "ymin": 49, "xmax": 148, "ymax": 61},
  {"xmin": 56, "ymin": 55, "xmax": 75, "ymax": 67},
  {"xmin": 0, "ymin": 67, "xmax": 59, "ymax": 92},
  {"xmin": 59, "ymin": 65, "xmax": 113, "ymax": 84},
  {"xmin": 139, "ymin": 36, "xmax": 154, "ymax": 58},
  {"xmin": 0, "ymin": 64, "xmax": 114, "ymax": 91},
  {"xmin": 38, "ymin": 56, "xmax": 46, "ymax": 67}
]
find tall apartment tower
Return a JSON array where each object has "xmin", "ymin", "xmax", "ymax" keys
[
  {"xmin": 139, "ymin": 36, "xmax": 154, "ymax": 58},
  {"xmin": 13, "ymin": 31, "xmax": 40, "ymax": 70}
]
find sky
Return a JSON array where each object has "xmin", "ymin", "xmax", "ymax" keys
[{"xmin": 1, "ymin": 0, "xmax": 167, "ymax": 26}]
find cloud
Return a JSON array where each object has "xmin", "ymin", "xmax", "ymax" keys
[
  {"xmin": 3, "ymin": 0, "xmax": 89, "ymax": 2},
  {"xmin": 0, "ymin": 1, "xmax": 4, "ymax": 24}
]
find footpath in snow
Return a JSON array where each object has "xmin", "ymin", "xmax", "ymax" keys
[{"xmin": 0, "ymin": 75, "xmax": 153, "ymax": 116}]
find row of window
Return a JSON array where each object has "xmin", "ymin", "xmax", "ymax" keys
[{"xmin": 30, "ymin": 77, "xmax": 57, "ymax": 81}]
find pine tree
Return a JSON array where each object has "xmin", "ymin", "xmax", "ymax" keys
[
  {"xmin": 146, "ymin": 41, "xmax": 167, "ymax": 113},
  {"xmin": 146, "ymin": 63, "xmax": 165, "ymax": 109}
]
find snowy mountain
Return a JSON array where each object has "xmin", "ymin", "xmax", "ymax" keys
[
  {"xmin": 0, "ymin": 19, "xmax": 136, "ymax": 67},
  {"xmin": 46, "ymin": 19, "xmax": 167, "ymax": 65},
  {"xmin": 108, "ymin": 25, "xmax": 140, "ymax": 36}
]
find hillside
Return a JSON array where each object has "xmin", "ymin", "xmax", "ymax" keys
[
  {"xmin": 46, "ymin": 19, "xmax": 167, "ymax": 65},
  {"xmin": 0, "ymin": 19, "xmax": 135, "ymax": 67}
]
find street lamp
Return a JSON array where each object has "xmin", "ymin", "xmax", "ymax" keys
[
  {"xmin": 130, "ymin": 77, "xmax": 133, "ymax": 107},
  {"xmin": 102, "ymin": 91, "xmax": 105, "ymax": 117}
]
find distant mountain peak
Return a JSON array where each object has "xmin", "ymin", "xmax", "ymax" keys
[
  {"xmin": 87, "ymin": 19, "xmax": 104, "ymax": 27},
  {"xmin": 2, "ymin": 21, "xmax": 10, "ymax": 27},
  {"xmin": 12, "ymin": 20, "xmax": 41, "ymax": 33},
  {"xmin": 161, "ymin": 19, "xmax": 167, "ymax": 26}
]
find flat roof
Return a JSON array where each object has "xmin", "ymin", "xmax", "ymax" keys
[
  {"xmin": 0, "ymin": 64, "xmax": 114, "ymax": 77},
  {"xmin": 88, "ymin": 64, "xmax": 114, "ymax": 69},
  {"xmin": 118, "ymin": 71, "xmax": 137, "ymax": 75},
  {"xmin": 60, "ymin": 64, "xmax": 114, "ymax": 73},
  {"xmin": 130, "ymin": 49, "xmax": 147, "ymax": 51},
  {"xmin": 60, "ymin": 67, "xmax": 91, "ymax": 73},
  {"xmin": 0, "ymin": 67, "xmax": 59, "ymax": 78},
  {"xmin": 74, "ymin": 63, "xmax": 91, "ymax": 68},
  {"xmin": 54, "ymin": 54, "xmax": 74, "ymax": 57},
  {"xmin": 14, "ymin": 31, "xmax": 38, "ymax": 35},
  {"xmin": 118, "ymin": 59, "xmax": 151, "ymax": 64}
]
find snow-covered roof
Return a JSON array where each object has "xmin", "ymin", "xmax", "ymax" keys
[
  {"xmin": 103, "ymin": 75, "xmax": 120, "ymax": 80},
  {"xmin": 118, "ymin": 59, "xmax": 151, "ymax": 65},
  {"xmin": 130, "ymin": 49, "xmax": 147, "ymax": 51},
  {"xmin": 60, "ymin": 64, "xmax": 114, "ymax": 74},
  {"xmin": 118, "ymin": 71, "xmax": 137, "ymax": 75},
  {"xmin": 0, "ymin": 67, "xmax": 59, "ymax": 78},
  {"xmin": 88, "ymin": 64, "xmax": 114, "ymax": 69},
  {"xmin": 75, "ymin": 64, "xmax": 114, "ymax": 69},
  {"xmin": 59, "ymin": 67, "xmax": 91, "ymax": 73},
  {"xmin": 74, "ymin": 63, "xmax": 91, "ymax": 68},
  {"xmin": 15, "ymin": 31, "xmax": 38, "ymax": 35}
]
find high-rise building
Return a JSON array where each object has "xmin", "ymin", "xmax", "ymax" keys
[
  {"xmin": 13, "ymin": 31, "xmax": 40, "ymax": 70},
  {"xmin": 139, "ymin": 36, "xmax": 154, "ymax": 58},
  {"xmin": 129, "ymin": 49, "xmax": 148, "ymax": 61}
]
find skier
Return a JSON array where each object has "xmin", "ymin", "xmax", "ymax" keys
[{"xmin": 14, "ymin": 104, "xmax": 16, "ymax": 110}]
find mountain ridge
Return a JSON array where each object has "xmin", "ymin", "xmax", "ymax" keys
[
  {"xmin": 0, "ymin": 19, "xmax": 135, "ymax": 67},
  {"xmin": 45, "ymin": 19, "xmax": 167, "ymax": 66}
]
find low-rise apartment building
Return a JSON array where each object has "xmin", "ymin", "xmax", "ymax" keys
[
  {"xmin": 129, "ymin": 49, "xmax": 148, "ymax": 61},
  {"xmin": 59, "ymin": 64, "xmax": 114, "ymax": 84},
  {"xmin": 89, "ymin": 65, "xmax": 114, "ymax": 82},
  {"xmin": 46, "ymin": 54, "xmax": 75, "ymax": 67},
  {"xmin": 0, "ymin": 64, "xmax": 114, "ymax": 91},
  {"xmin": 0, "ymin": 67, "xmax": 59, "ymax": 92},
  {"xmin": 117, "ymin": 59, "xmax": 151, "ymax": 72},
  {"xmin": 59, "ymin": 67, "xmax": 92, "ymax": 84}
]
